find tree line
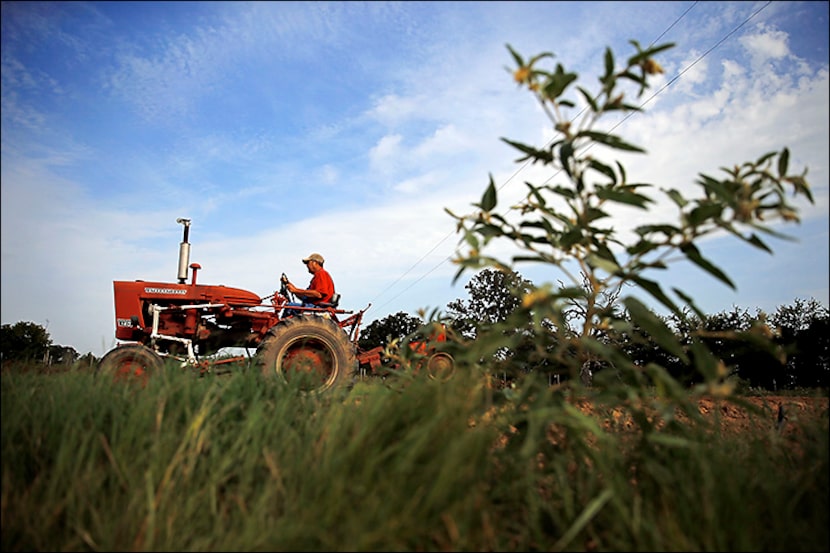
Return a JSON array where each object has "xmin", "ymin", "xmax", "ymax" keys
[
  {"xmin": 359, "ymin": 268, "xmax": 828, "ymax": 392},
  {"xmin": 0, "ymin": 321, "xmax": 97, "ymax": 370},
  {"xmin": 2, "ymin": 267, "xmax": 827, "ymax": 393}
]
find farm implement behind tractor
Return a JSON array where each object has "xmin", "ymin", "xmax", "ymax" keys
[{"xmin": 98, "ymin": 218, "xmax": 454, "ymax": 391}]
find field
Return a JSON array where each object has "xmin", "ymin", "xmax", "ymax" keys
[
  {"xmin": 695, "ymin": 395, "xmax": 828, "ymax": 431},
  {"xmin": 574, "ymin": 394, "xmax": 830, "ymax": 435},
  {"xmin": 2, "ymin": 368, "xmax": 828, "ymax": 552}
]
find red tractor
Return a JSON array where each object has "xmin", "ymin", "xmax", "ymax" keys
[{"xmin": 98, "ymin": 218, "xmax": 453, "ymax": 391}]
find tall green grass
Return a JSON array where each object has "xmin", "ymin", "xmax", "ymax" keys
[{"xmin": 2, "ymin": 366, "xmax": 827, "ymax": 551}]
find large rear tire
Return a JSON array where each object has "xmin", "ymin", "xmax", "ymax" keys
[
  {"xmin": 255, "ymin": 316, "xmax": 357, "ymax": 393},
  {"xmin": 98, "ymin": 344, "xmax": 163, "ymax": 384}
]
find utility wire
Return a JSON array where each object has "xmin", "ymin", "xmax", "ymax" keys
[
  {"xmin": 369, "ymin": 1, "xmax": 771, "ymax": 314},
  {"xmin": 368, "ymin": 2, "xmax": 703, "ymax": 313}
]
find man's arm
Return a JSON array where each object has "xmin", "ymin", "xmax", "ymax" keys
[{"xmin": 286, "ymin": 281, "xmax": 323, "ymax": 299}]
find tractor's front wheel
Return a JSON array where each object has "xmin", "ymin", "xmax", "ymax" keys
[
  {"xmin": 98, "ymin": 344, "xmax": 163, "ymax": 384},
  {"xmin": 255, "ymin": 316, "xmax": 357, "ymax": 393}
]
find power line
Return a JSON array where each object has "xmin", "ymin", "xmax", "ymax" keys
[
  {"xmin": 369, "ymin": 2, "xmax": 703, "ymax": 313},
  {"xmin": 596, "ymin": 1, "xmax": 771, "ymax": 147},
  {"xmin": 369, "ymin": 1, "xmax": 771, "ymax": 315}
]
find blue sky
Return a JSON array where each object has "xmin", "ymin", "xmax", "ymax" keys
[{"xmin": 2, "ymin": 1, "xmax": 828, "ymax": 357}]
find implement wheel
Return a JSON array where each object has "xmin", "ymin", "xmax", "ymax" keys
[
  {"xmin": 426, "ymin": 352, "xmax": 455, "ymax": 381},
  {"xmin": 98, "ymin": 344, "xmax": 163, "ymax": 384},
  {"xmin": 256, "ymin": 316, "xmax": 357, "ymax": 393}
]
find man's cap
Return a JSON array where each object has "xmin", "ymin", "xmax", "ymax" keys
[{"xmin": 303, "ymin": 253, "xmax": 325, "ymax": 264}]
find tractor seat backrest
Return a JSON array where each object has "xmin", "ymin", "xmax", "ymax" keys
[{"xmin": 319, "ymin": 293, "xmax": 340, "ymax": 309}]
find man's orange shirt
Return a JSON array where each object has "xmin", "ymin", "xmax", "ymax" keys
[{"xmin": 309, "ymin": 268, "xmax": 334, "ymax": 304}]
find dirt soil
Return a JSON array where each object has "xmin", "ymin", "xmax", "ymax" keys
[
  {"xmin": 573, "ymin": 395, "xmax": 829, "ymax": 436},
  {"xmin": 695, "ymin": 395, "xmax": 829, "ymax": 434},
  {"xmin": 555, "ymin": 395, "xmax": 828, "ymax": 440}
]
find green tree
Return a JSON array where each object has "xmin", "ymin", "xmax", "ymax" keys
[
  {"xmin": 792, "ymin": 313, "xmax": 830, "ymax": 388},
  {"xmin": 46, "ymin": 345, "xmax": 80, "ymax": 366},
  {"xmin": 769, "ymin": 298, "xmax": 830, "ymax": 389},
  {"xmin": 695, "ymin": 307, "xmax": 784, "ymax": 390},
  {"xmin": 76, "ymin": 352, "xmax": 99, "ymax": 370},
  {"xmin": 358, "ymin": 311, "xmax": 424, "ymax": 351},
  {"xmin": 444, "ymin": 268, "xmax": 550, "ymax": 382},
  {"xmin": 445, "ymin": 267, "xmax": 534, "ymax": 339},
  {"xmin": 0, "ymin": 321, "xmax": 52, "ymax": 363}
]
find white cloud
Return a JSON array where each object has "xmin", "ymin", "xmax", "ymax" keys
[
  {"xmin": 369, "ymin": 133, "xmax": 404, "ymax": 175},
  {"xmin": 740, "ymin": 23, "xmax": 791, "ymax": 68},
  {"xmin": 672, "ymin": 50, "xmax": 710, "ymax": 95},
  {"xmin": 369, "ymin": 93, "xmax": 421, "ymax": 127}
]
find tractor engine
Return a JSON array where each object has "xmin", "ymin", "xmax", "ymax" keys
[{"xmin": 110, "ymin": 218, "xmax": 277, "ymax": 357}]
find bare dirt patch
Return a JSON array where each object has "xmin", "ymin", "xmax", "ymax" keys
[
  {"xmin": 566, "ymin": 395, "xmax": 829, "ymax": 437},
  {"xmin": 696, "ymin": 395, "xmax": 829, "ymax": 435}
]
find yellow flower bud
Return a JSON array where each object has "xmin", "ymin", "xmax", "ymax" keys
[
  {"xmin": 514, "ymin": 66, "xmax": 531, "ymax": 84},
  {"xmin": 642, "ymin": 58, "xmax": 664, "ymax": 75},
  {"xmin": 522, "ymin": 289, "xmax": 549, "ymax": 308},
  {"xmin": 781, "ymin": 208, "xmax": 799, "ymax": 222}
]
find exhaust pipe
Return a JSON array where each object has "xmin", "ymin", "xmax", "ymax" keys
[{"xmin": 176, "ymin": 218, "xmax": 191, "ymax": 283}]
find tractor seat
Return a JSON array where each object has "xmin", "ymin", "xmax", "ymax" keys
[{"xmin": 318, "ymin": 293, "xmax": 341, "ymax": 309}]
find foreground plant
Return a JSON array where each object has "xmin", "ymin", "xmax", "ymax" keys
[
  {"xmin": 437, "ymin": 37, "xmax": 823, "ymax": 552},
  {"xmin": 446, "ymin": 39, "xmax": 813, "ymax": 399}
]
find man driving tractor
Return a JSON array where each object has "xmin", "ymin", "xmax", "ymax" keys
[{"xmin": 280, "ymin": 252, "xmax": 335, "ymax": 316}]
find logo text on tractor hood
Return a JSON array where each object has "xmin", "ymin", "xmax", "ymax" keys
[{"xmin": 144, "ymin": 287, "xmax": 187, "ymax": 295}]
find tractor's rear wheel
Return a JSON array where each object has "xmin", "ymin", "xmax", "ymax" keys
[
  {"xmin": 255, "ymin": 316, "xmax": 357, "ymax": 393},
  {"xmin": 98, "ymin": 344, "xmax": 163, "ymax": 384}
]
